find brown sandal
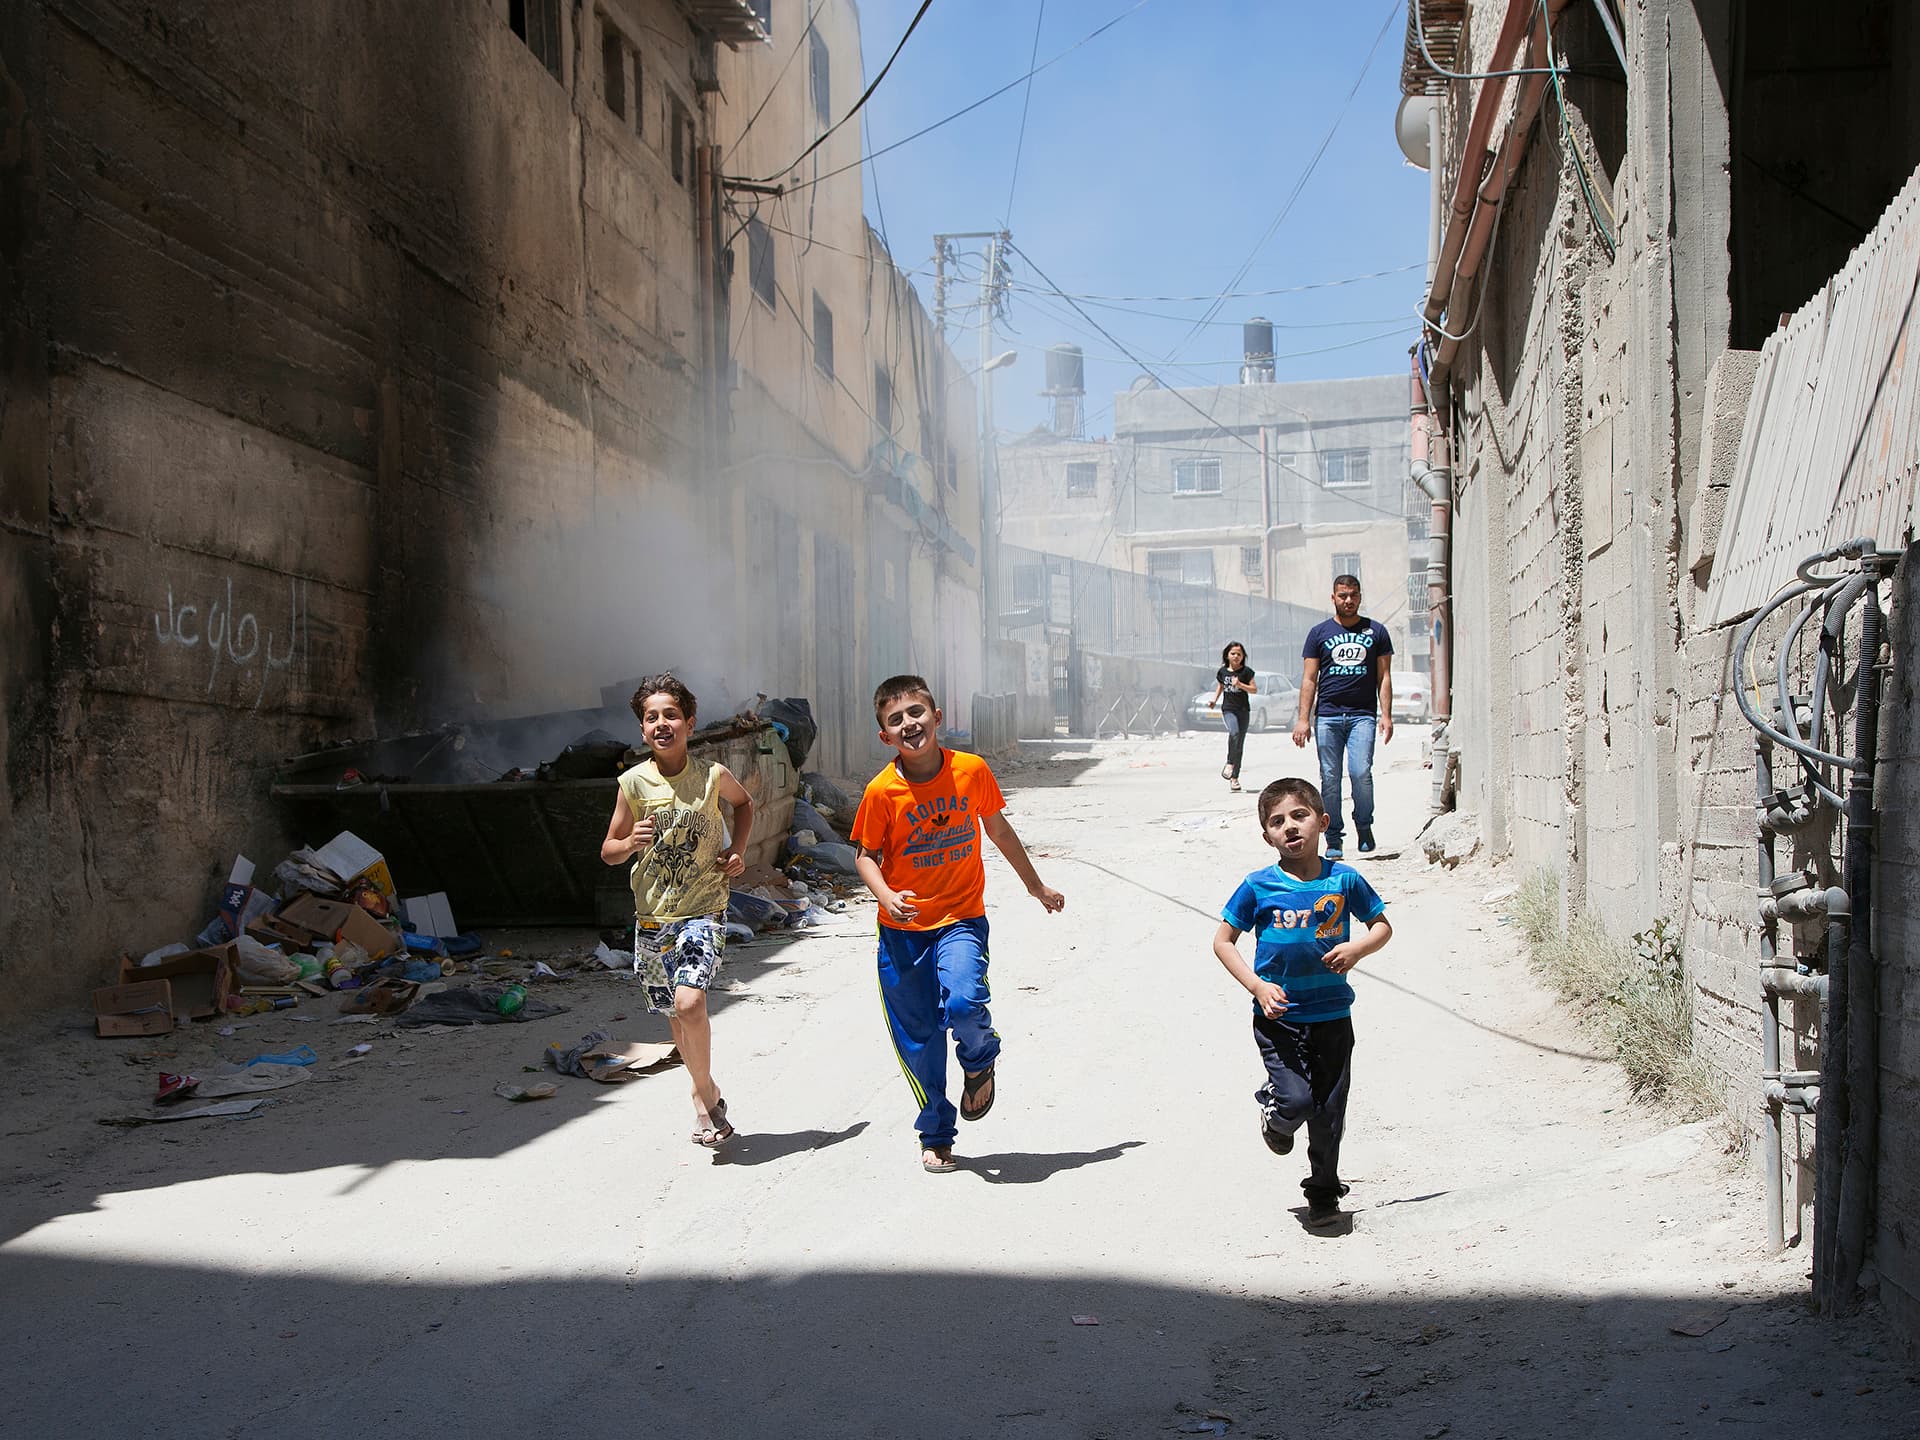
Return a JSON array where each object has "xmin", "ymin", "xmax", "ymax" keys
[
  {"xmin": 692, "ymin": 1098, "xmax": 735, "ymax": 1147},
  {"xmin": 921, "ymin": 1146, "xmax": 959, "ymax": 1173},
  {"xmin": 961, "ymin": 1062, "xmax": 996, "ymax": 1122}
]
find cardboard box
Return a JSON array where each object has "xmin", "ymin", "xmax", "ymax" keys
[
  {"xmin": 279, "ymin": 894, "xmax": 398, "ymax": 960},
  {"xmin": 310, "ymin": 831, "xmax": 397, "ymax": 900},
  {"xmin": 247, "ymin": 912, "xmax": 324, "ymax": 949},
  {"xmin": 93, "ymin": 979, "xmax": 175, "ymax": 1037},
  {"xmin": 120, "ymin": 944, "xmax": 234, "ymax": 1020},
  {"xmin": 401, "ymin": 892, "xmax": 458, "ymax": 939}
]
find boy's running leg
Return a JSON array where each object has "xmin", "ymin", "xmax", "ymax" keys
[
  {"xmin": 936, "ymin": 918, "xmax": 1000, "ymax": 1120},
  {"xmin": 1314, "ymin": 716, "xmax": 1347, "ymax": 853},
  {"xmin": 878, "ymin": 926, "xmax": 959, "ymax": 1150},
  {"xmin": 1300, "ymin": 1018, "xmax": 1356, "ymax": 1213},
  {"xmin": 1252, "ymin": 1013, "xmax": 1314, "ymax": 1154}
]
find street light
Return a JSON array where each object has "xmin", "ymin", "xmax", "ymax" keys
[{"xmin": 950, "ymin": 350, "xmax": 1018, "ymax": 385}]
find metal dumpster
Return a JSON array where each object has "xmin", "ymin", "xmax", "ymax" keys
[{"xmin": 272, "ymin": 710, "xmax": 798, "ymax": 927}]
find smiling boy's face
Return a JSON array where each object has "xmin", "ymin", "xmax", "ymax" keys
[
  {"xmin": 640, "ymin": 693, "xmax": 692, "ymax": 755},
  {"xmin": 1262, "ymin": 794, "xmax": 1328, "ymax": 862},
  {"xmin": 876, "ymin": 691, "xmax": 942, "ymax": 764}
]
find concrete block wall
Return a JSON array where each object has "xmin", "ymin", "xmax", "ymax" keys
[{"xmin": 0, "ymin": 0, "xmax": 949, "ymax": 1013}]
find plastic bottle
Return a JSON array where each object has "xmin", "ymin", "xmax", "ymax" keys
[{"xmin": 497, "ymin": 982, "xmax": 528, "ymax": 1017}]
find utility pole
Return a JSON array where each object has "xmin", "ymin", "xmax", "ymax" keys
[{"xmin": 932, "ymin": 230, "xmax": 1011, "ymax": 684}]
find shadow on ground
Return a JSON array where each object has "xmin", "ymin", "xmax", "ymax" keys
[
  {"xmin": 0, "ymin": 927, "xmax": 836, "ymax": 1247},
  {"xmin": 0, "ymin": 1254, "xmax": 1912, "ymax": 1438}
]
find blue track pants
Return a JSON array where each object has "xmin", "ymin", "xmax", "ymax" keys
[{"xmin": 876, "ymin": 917, "xmax": 998, "ymax": 1148}]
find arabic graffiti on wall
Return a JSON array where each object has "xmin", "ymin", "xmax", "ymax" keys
[{"xmin": 151, "ymin": 575, "xmax": 310, "ymax": 709}]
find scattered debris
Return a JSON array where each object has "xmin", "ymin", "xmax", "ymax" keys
[
  {"xmin": 1670, "ymin": 1310, "xmax": 1731, "ymax": 1337},
  {"xmin": 494, "ymin": 1082, "xmax": 559, "ymax": 1102},
  {"xmin": 101, "ymin": 1098, "xmax": 273, "ymax": 1127},
  {"xmin": 1070, "ymin": 1315, "xmax": 1100, "ymax": 1326},
  {"xmin": 544, "ymin": 1032, "xmax": 677, "ymax": 1083}
]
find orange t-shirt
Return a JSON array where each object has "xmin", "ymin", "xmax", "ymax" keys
[{"xmin": 849, "ymin": 749, "xmax": 1007, "ymax": 930}]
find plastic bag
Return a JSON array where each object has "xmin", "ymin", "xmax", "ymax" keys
[
  {"xmin": 233, "ymin": 935, "xmax": 301, "ymax": 986},
  {"xmin": 790, "ymin": 796, "xmax": 839, "ymax": 843},
  {"xmin": 756, "ymin": 698, "xmax": 817, "ymax": 767}
]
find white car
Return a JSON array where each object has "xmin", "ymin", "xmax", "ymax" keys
[
  {"xmin": 1392, "ymin": 672, "xmax": 1430, "ymax": 722},
  {"xmin": 1187, "ymin": 671, "xmax": 1299, "ymax": 732}
]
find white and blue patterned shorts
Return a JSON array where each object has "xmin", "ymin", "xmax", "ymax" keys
[{"xmin": 634, "ymin": 916, "xmax": 726, "ymax": 1016}]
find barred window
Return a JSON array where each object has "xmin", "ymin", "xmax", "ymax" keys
[{"xmin": 1173, "ymin": 457, "xmax": 1222, "ymax": 495}]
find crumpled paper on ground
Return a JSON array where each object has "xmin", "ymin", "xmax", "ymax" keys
[{"xmin": 544, "ymin": 1031, "xmax": 678, "ymax": 1083}]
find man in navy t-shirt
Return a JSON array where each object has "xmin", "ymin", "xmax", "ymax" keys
[{"xmin": 1291, "ymin": 574, "xmax": 1393, "ymax": 857}]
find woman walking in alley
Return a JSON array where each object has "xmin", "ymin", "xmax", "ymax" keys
[{"xmin": 1208, "ymin": 641, "xmax": 1259, "ymax": 792}]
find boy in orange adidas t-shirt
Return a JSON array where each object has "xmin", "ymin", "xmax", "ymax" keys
[{"xmin": 850, "ymin": 674, "xmax": 1066, "ymax": 1174}]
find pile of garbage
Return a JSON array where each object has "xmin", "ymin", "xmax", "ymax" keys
[
  {"xmin": 94, "ymin": 831, "xmax": 493, "ymax": 1036},
  {"xmin": 719, "ymin": 771, "xmax": 864, "ymax": 939}
]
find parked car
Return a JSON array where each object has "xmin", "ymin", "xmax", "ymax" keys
[
  {"xmin": 1187, "ymin": 670, "xmax": 1299, "ymax": 732},
  {"xmin": 1392, "ymin": 672, "xmax": 1430, "ymax": 722}
]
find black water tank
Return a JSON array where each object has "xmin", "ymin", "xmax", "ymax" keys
[
  {"xmin": 1243, "ymin": 317, "xmax": 1275, "ymax": 364},
  {"xmin": 1044, "ymin": 343, "xmax": 1085, "ymax": 394}
]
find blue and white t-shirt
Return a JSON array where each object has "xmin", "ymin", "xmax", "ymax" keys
[
  {"xmin": 1220, "ymin": 861, "xmax": 1387, "ymax": 1023},
  {"xmin": 1303, "ymin": 616, "xmax": 1393, "ymax": 715}
]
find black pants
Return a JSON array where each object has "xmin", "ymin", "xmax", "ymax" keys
[
  {"xmin": 1223, "ymin": 707, "xmax": 1248, "ymax": 778},
  {"xmin": 1253, "ymin": 1013, "xmax": 1355, "ymax": 1205}
]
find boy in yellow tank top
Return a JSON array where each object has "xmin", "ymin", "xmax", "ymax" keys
[{"xmin": 600, "ymin": 674, "xmax": 754, "ymax": 1147}]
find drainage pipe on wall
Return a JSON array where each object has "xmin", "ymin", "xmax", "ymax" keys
[
  {"xmin": 1836, "ymin": 580, "xmax": 1885, "ymax": 1309},
  {"xmin": 1733, "ymin": 539, "xmax": 1893, "ymax": 1309}
]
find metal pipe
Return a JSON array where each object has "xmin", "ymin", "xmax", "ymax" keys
[
  {"xmin": 1835, "ymin": 582, "xmax": 1885, "ymax": 1309},
  {"xmin": 1423, "ymin": 0, "xmax": 1542, "ymax": 325},
  {"xmin": 1434, "ymin": 24, "xmax": 1556, "ymax": 372},
  {"xmin": 1758, "ymin": 735, "xmax": 1785, "ymax": 1252},
  {"xmin": 1814, "ymin": 898, "xmax": 1850, "ymax": 1310}
]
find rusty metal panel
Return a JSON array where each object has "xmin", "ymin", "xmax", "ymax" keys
[{"xmin": 1706, "ymin": 164, "xmax": 1920, "ymax": 626}]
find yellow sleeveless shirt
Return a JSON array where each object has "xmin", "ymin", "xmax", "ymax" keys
[{"xmin": 617, "ymin": 756, "xmax": 729, "ymax": 922}]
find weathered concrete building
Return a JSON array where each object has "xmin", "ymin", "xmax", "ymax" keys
[
  {"xmin": 0, "ymin": 0, "xmax": 981, "ymax": 1015},
  {"xmin": 997, "ymin": 368, "xmax": 1427, "ymax": 676},
  {"xmin": 1406, "ymin": 0, "xmax": 1920, "ymax": 1339}
]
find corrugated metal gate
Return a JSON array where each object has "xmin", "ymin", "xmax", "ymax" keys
[{"xmin": 1707, "ymin": 165, "xmax": 1920, "ymax": 625}]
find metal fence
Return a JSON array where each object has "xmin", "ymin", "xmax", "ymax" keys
[{"xmin": 999, "ymin": 544, "xmax": 1323, "ymax": 679}]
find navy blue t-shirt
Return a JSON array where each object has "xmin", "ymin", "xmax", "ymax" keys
[
  {"xmin": 1221, "ymin": 860, "xmax": 1387, "ymax": 1023},
  {"xmin": 1303, "ymin": 616, "xmax": 1393, "ymax": 716}
]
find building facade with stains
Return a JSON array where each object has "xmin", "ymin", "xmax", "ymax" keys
[
  {"xmin": 1406, "ymin": 0, "xmax": 1920, "ymax": 1338},
  {"xmin": 0, "ymin": 0, "xmax": 982, "ymax": 1014}
]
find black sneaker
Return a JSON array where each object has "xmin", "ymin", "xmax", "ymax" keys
[
  {"xmin": 1325, "ymin": 845, "xmax": 1343, "ymax": 861},
  {"xmin": 1357, "ymin": 827, "xmax": 1376, "ymax": 854},
  {"xmin": 1305, "ymin": 1183, "xmax": 1351, "ymax": 1224},
  {"xmin": 1261, "ymin": 1118, "xmax": 1294, "ymax": 1156}
]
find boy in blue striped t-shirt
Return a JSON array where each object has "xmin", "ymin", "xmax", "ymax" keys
[{"xmin": 1212, "ymin": 776, "xmax": 1393, "ymax": 1225}]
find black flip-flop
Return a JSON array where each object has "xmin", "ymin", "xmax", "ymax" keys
[{"xmin": 961, "ymin": 1063, "xmax": 996, "ymax": 1122}]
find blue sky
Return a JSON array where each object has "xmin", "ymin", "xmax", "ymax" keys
[{"xmin": 850, "ymin": 0, "xmax": 1428, "ymax": 436}]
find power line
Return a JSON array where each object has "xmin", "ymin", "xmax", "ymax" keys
[
  {"xmin": 768, "ymin": 0, "xmax": 1153, "ymax": 200},
  {"xmin": 1002, "ymin": 0, "xmax": 1048, "ymax": 229},
  {"xmin": 1007, "ymin": 240, "xmax": 1410, "ymax": 523},
  {"xmin": 747, "ymin": 0, "xmax": 938, "ymax": 186},
  {"xmin": 999, "ymin": 263, "xmax": 1422, "ymax": 304},
  {"xmin": 1168, "ymin": 0, "xmax": 1401, "ymax": 363},
  {"xmin": 722, "ymin": 0, "xmax": 829, "ymax": 166}
]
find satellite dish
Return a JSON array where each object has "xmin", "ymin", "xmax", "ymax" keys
[{"xmin": 1395, "ymin": 93, "xmax": 1434, "ymax": 170}]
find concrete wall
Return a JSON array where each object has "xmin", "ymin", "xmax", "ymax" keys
[
  {"xmin": 1427, "ymin": 0, "xmax": 1920, "ymax": 1338},
  {"xmin": 0, "ymin": 0, "xmax": 985, "ymax": 1014}
]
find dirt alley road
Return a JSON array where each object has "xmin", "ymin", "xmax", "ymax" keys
[{"xmin": 3, "ymin": 726, "xmax": 1916, "ymax": 1438}]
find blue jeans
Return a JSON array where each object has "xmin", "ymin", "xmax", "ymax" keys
[
  {"xmin": 1222, "ymin": 708, "xmax": 1248, "ymax": 778},
  {"xmin": 1314, "ymin": 713, "xmax": 1376, "ymax": 848},
  {"xmin": 876, "ymin": 917, "xmax": 998, "ymax": 1148}
]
